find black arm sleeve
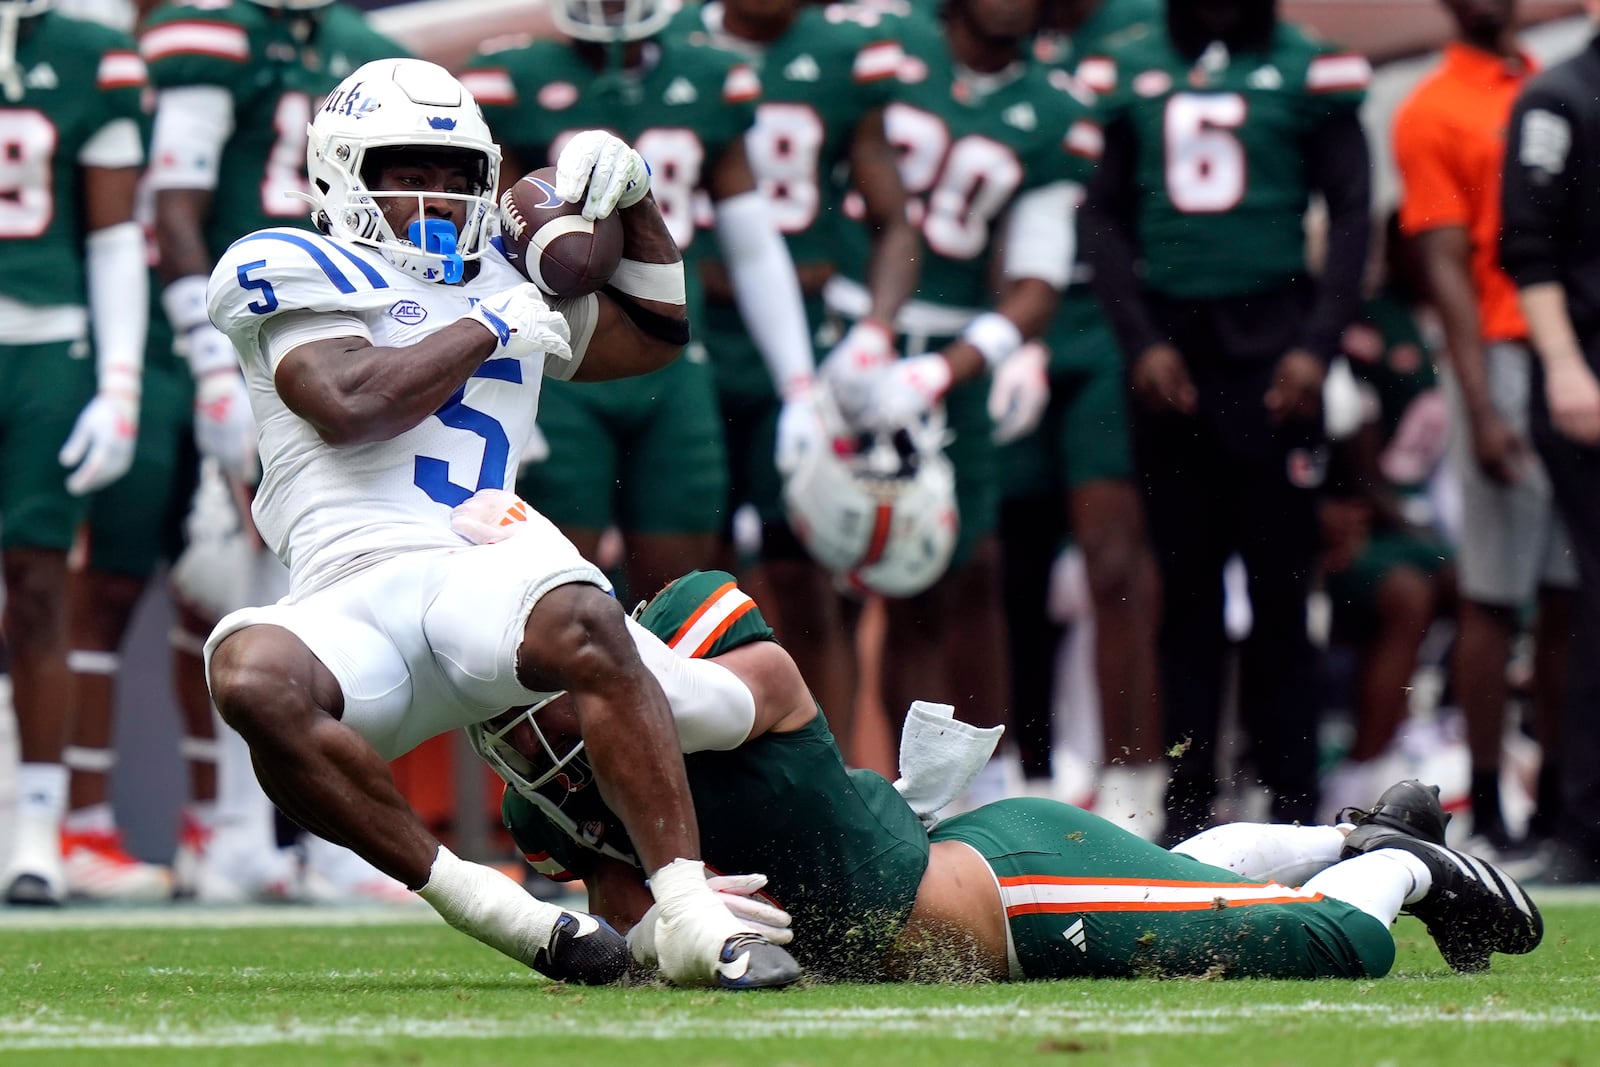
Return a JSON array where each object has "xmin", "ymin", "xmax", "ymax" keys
[
  {"xmin": 1297, "ymin": 110, "xmax": 1372, "ymax": 363},
  {"xmin": 1500, "ymin": 89, "xmax": 1576, "ymax": 290},
  {"xmin": 1080, "ymin": 115, "xmax": 1166, "ymax": 359}
]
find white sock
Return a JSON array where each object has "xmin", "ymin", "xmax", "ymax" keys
[
  {"xmin": 417, "ymin": 845, "xmax": 561, "ymax": 967},
  {"xmin": 16, "ymin": 763, "xmax": 67, "ymax": 822},
  {"xmin": 64, "ymin": 802, "xmax": 116, "ymax": 834},
  {"xmin": 1171, "ymin": 822, "xmax": 1348, "ymax": 885},
  {"xmin": 1303, "ymin": 849, "xmax": 1434, "ymax": 927}
]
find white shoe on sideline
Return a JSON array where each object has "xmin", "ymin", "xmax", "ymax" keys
[{"xmin": 3, "ymin": 813, "xmax": 65, "ymax": 906}]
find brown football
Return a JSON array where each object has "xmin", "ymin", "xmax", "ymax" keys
[{"xmin": 497, "ymin": 166, "xmax": 624, "ymax": 298}]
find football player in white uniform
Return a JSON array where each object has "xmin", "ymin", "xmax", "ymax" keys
[{"xmin": 200, "ymin": 57, "xmax": 800, "ymax": 990}]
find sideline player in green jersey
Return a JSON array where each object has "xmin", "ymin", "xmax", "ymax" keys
[
  {"xmin": 816, "ymin": 0, "xmax": 1101, "ymax": 789},
  {"xmin": 450, "ymin": 491, "xmax": 1541, "ymax": 981},
  {"xmin": 68, "ymin": 0, "xmax": 409, "ymax": 904},
  {"xmin": 0, "ymin": 0, "xmax": 148, "ymax": 905},
  {"xmin": 995, "ymin": 0, "xmax": 1165, "ymax": 826},
  {"xmin": 1080, "ymin": 0, "xmax": 1372, "ymax": 842},
  {"xmin": 669, "ymin": 0, "xmax": 919, "ymax": 756},
  {"xmin": 459, "ymin": 0, "xmax": 814, "ymax": 606}
]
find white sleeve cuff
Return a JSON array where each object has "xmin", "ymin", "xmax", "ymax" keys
[
  {"xmin": 147, "ymin": 86, "xmax": 235, "ymax": 192},
  {"xmin": 1001, "ymin": 180, "xmax": 1079, "ymax": 289}
]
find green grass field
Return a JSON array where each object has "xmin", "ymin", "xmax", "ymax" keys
[{"xmin": 2, "ymin": 893, "xmax": 1597, "ymax": 1067}]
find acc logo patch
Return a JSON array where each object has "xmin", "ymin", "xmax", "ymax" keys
[{"xmin": 389, "ymin": 299, "xmax": 427, "ymax": 325}]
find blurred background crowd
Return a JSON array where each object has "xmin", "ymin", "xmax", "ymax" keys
[{"xmin": 4, "ymin": 0, "xmax": 1600, "ymax": 908}]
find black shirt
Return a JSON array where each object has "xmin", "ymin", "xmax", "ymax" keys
[{"xmin": 1500, "ymin": 34, "xmax": 1600, "ymax": 345}]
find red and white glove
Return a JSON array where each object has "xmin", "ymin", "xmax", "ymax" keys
[
  {"xmin": 862, "ymin": 353, "xmax": 952, "ymax": 431},
  {"xmin": 59, "ymin": 378, "xmax": 139, "ymax": 495},
  {"xmin": 775, "ymin": 377, "xmax": 828, "ymax": 477},
  {"xmin": 627, "ymin": 870, "xmax": 793, "ymax": 969},
  {"xmin": 190, "ymin": 339, "xmax": 259, "ymax": 482},
  {"xmin": 987, "ymin": 341, "xmax": 1050, "ymax": 444},
  {"xmin": 819, "ymin": 320, "xmax": 896, "ymax": 427}
]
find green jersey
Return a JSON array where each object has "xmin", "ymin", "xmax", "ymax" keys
[
  {"xmin": 462, "ymin": 38, "xmax": 760, "ymax": 343},
  {"xmin": 1094, "ymin": 21, "xmax": 1369, "ymax": 299},
  {"xmin": 834, "ymin": 14, "xmax": 1100, "ymax": 331},
  {"xmin": 501, "ymin": 569, "xmax": 930, "ymax": 981},
  {"xmin": 0, "ymin": 12, "xmax": 144, "ymax": 309},
  {"xmin": 140, "ymin": 0, "xmax": 402, "ymax": 261}
]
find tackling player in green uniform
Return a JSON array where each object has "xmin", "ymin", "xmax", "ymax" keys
[
  {"xmin": 1080, "ymin": 0, "xmax": 1373, "ymax": 842},
  {"xmin": 451, "ymin": 488, "xmax": 1542, "ymax": 981},
  {"xmin": 996, "ymin": 0, "xmax": 1165, "ymax": 824},
  {"xmin": 55, "ymin": 0, "xmax": 409, "ymax": 903},
  {"xmin": 667, "ymin": 0, "xmax": 918, "ymax": 757},
  {"xmin": 0, "ymin": 0, "xmax": 147, "ymax": 905},
  {"xmin": 459, "ymin": 0, "xmax": 813, "ymax": 605},
  {"xmin": 812, "ymin": 0, "xmax": 1101, "ymax": 788}
]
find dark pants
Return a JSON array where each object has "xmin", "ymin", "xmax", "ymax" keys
[
  {"xmin": 1529, "ymin": 356, "xmax": 1600, "ymax": 864},
  {"xmin": 1133, "ymin": 284, "xmax": 1325, "ymax": 840}
]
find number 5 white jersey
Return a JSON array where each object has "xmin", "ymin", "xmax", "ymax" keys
[{"xmin": 207, "ymin": 227, "xmax": 597, "ymax": 599}]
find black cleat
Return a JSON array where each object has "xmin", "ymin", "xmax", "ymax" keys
[
  {"xmin": 532, "ymin": 912, "xmax": 630, "ymax": 985},
  {"xmin": 4, "ymin": 874, "xmax": 62, "ymax": 907},
  {"xmin": 1339, "ymin": 778, "xmax": 1451, "ymax": 846},
  {"xmin": 714, "ymin": 933, "xmax": 803, "ymax": 990},
  {"xmin": 1342, "ymin": 826, "xmax": 1543, "ymax": 972}
]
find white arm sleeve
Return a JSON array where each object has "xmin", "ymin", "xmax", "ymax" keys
[
  {"xmin": 625, "ymin": 616, "xmax": 756, "ymax": 753},
  {"xmin": 147, "ymin": 85, "xmax": 236, "ymax": 192},
  {"xmin": 714, "ymin": 189, "xmax": 816, "ymax": 397},
  {"xmin": 85, "ymin": 221, "xmax": 147, "ymax": 390},
  {"xmin": 1000, "ymin": 180, "xmax": 1080, "ymax": 290}
]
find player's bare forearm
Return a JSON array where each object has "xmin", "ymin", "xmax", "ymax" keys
[
  {"xmin": 941, "ymin": 279, "xmax": 1057, "ymax": 383},
  {"xmin": 577, "ymin": 192, "xmax": 689, "ymax": 381},
  {"xmin": 1416, "ymin": 227, "xmax": 1494, "ymax": 416},
  {"xmin": 584, "ymin": 855, "xmax": 655, "ymax": 934},
  {"xmin": 273, "ymin": 322, "xmax": 500, "ymax": 446},
  {"xmin": 853, "ymin": 109, "xmax": 921, "ymax": 324},
  {"xmin": 83, "ymin": 166, "xmax": 140, "ymax": 232},
  {"xmin": 155, "ymin": 188, "xmax": 219, "ymax": 285}
]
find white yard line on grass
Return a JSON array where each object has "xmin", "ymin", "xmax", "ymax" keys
[
  {"xmin": 0, "ymin": 904, "xmax": 444, "ymax": 930},
  {"xmin": 2, "ymin": 1002, "xmax": 1600, "ymax": 1049}
]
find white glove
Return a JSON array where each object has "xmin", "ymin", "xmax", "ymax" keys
[
  {"xmin": 59, "ymin": 389, "xmax": 138, "ymax": 495},
  {"xmin": 650, "ymin": 858, "xmax": 787, "ymax": 986},
  {"xmin": 462, "ymin": 283, "xmax": 573, "ymax": 364},
  {"xmin": 450, "ymin": 487, "xmax": 531, "ymax": 545},
  {"xmin": 819, "ymin": 320, "xmax": 897, "ymax": 427},
  {"xmin": 194, "ymin": 368, "xmax": 259, "ymax": 483},
  {"xmin": 627, "ymin": 872, "xmax": 793, "ymax": 968},
  {"xmin": 554, "ymin": 129, "xmax": 651, "ymax": 221},
  {"xmin": 774, "ymin": 380, "xmax": 827, "ymax": 477},
  {"xmin": 861, "ymin": 353, "xmax": 952, "ymax": 432},
  {"xmin": 987, "ymin": 341, "xmax": 1050, "ymax": 445}
]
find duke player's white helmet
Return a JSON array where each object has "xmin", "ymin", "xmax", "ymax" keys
[
  {"xmin": 552, "ymin": 0, "xmax": 673, "ymax": 43},
  {"xmin": 782, "ymin": 387, "xmax": 959, "ymax": 598},
  {"xmin": 305, "ymin": 58, "xmax": 502, "ymax": 283}
]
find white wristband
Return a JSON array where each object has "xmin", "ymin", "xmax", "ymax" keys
[
  {"xmin": 162, "ymin": 274, "xmax": 212, "ymax": 335},
  {"xmin": 962, "ymin": 312, "xmax": 1024, "ymax": 369},
  {"xmin": 609, "ymin": 258, "xmax": 686, "ymax": 305}
]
